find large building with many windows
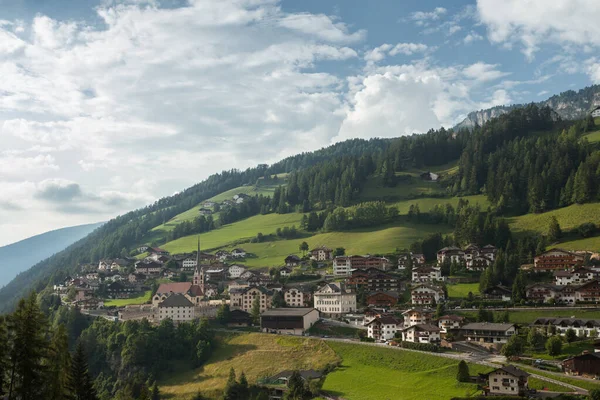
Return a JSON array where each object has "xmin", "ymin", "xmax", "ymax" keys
[{"xmin": 313, "ymin": 283, "xmax": 356, "ymax": 316}]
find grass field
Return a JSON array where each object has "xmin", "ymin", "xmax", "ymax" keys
[
  {"xmin": 528, "ymin": 340, "xmax": 595, "ymax": 361},
  {"xmin": 447, "ymin": 283, "xmax": 480, "ymax": 300},
  {"xmin": 528, "ymin": 377, "xmax": 571, "ymax": 392},
  {"xmin": 238, "ymin": 223, "xmax": 452, "ymax": 267},
  {"xmin": 159, "ymin": 333, "xmax": 338, "ymax": 399},
  {"xmin": 457, "ymin": 309, "xmax": 600, "ymax": 324},
  {"xmin": 322, "ymin": 342, "xmax": 488, "ymax": 400},
  {"xmin": 557, "ymin": 235, "xmax": 600, "ymax": 252},
  {"xmin": 161, "ymin": 213, "xmax": 305, "ymax": 254},
  {"xmin": 583, "ymin": 129, "xmax": 600, "ymax": 143},
  {"xmin": 508, "ymin": 202, "xmax": 600, "ymax": 235},
  {"xmin": 390, "ymin": 194, "xmax": 489, "ymax": 215},
  {"xmin": 104, "ymin": 290, "xmax": 152, "ymax": 307},
  {"xmin": 358, "ymin": 174, "xmax": 447, "ymax": 202},
  {"xmin": 519, "ymin": 365, "xmax": 600, "ymax": 392}
]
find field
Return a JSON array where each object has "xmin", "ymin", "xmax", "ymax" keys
[
  {"xmin": 238, "ymin": 223, "xmax": 452, "ymax": 267},
  {"xmin": 583, "ymin": 129, "xmax": 600, "ymax": 143},
  {"xmin": 390, "ymin": 194, "xmax": 489, "ymax": 215},
  {"xmin": 519, "ymin": 365, "xmax": 600, "ymax": 392},
  {"xmin": 161, "ymin": 213, "xmax": 305, "ymax": 254},
  {"xmin": 358, "ymin": 174, "xmax": 447, "ymax": 202},
  {"xmin": 508, "ymin": 202, "xmax": 600, "ymax": 235},
  {"xmin": 322, "ymin": 342, "xmax": 488, "ymax": 400},
  {"xmin": 159, "ymin": 333, "xmax": 338, "ymax": 399},
  {"xmin": 447, "ymin": 283, "xmax": 480, "ymax": 300},
  {"xmin": 457, "ymin": 309, "xmax": 600, "ymax": 324},
  {"xmin": 528, "ymin": 340, "xmax": 595, "ymax": 361},
  {"xmin": 104, "ymin": 290, "xmax": 152, "ymax": 307},
  {"xmin": 557, "ymin": 236, "xmax": 600, "ymax": 251}
]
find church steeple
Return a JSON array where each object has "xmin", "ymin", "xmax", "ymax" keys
[{"xmin": 193, "ymin": 236, "xmax": 204, "ymax": 292}]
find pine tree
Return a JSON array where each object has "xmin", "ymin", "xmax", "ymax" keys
[
  {"xmin": 456, "ymin": 360, "xmax": 470, "ymax": 382},
  {"xmin": 7, "ymin": 292, "xmax": 50, "ymax": 400},
  {"xmin": 548, "ymin": 216, "xmax": 562, "ymax": 242},
  {"xmin": 46, "ymin": 324, "xmax": 72, "ymax": 400},
  {"xmin": 151, "ymin": 382, "xmax": 160, "ymax": 400},
  {"xmin": 238, "ymin": 372, "xmax": 249, "ymax": 400},
  {"xmin": 0, "ymin": 317, "xmax": 7, "ymax": 397},
  {"xmin": 69, "ymin": 342, "xmax": 98, "ymax": 400},
  {"xmin": 250, "ymin": 295, "xmax": 261, "ymax": 325}
]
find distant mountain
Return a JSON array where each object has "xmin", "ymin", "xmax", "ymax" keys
[
  {"xmin": 455, "ymin": 84, "xmax": 600, "ymax": 130},
  {"xmin": 0, "ymin": 222, "xmax": 104, "ymax": 287}
]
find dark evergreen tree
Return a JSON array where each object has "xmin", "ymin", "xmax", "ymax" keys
[
  {"xmin": 456, "ymin": 360, "xmax": 470, "ymax": 382},
  {"xmin": 69, "ymin": 342, "xmax": 98, "ymax": 400}
]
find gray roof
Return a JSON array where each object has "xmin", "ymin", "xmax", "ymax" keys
[
  {"xmin": 261, "ymin": 308, "xmax": 318, "ymax": 317},
  {"xmin": 491, "ymin": 365, "xmax": 529, "ymax": 378},
  {"xmin": 158, "ymin": 294, "xmax": 194, "ymax": 308},
  {"xmin": 462, "ymin": 322, "xmax": 515, "ymax": 331}
]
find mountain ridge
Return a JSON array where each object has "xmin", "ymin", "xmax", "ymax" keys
[
  {"xmin": 455, "ymin": 84, "xmax": 600, "ymax": 130},
  {"xmin": 0, "ymin": 222, "xmax": 104, "ymax": 287}
]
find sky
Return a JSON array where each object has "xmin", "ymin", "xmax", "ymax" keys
[{"xmin": 0, "ymin": 0, "xmax": 599, "ymax": 246}]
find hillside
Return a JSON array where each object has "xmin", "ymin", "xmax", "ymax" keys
[
  {"xmin": 455, "ymin": 84, "xmax": 600, "ymax": 130},
  {"xmin": 0, "ymin": 222, "xmax": 103, "ymax": 287}
]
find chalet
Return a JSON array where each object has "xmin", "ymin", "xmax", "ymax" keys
[
  {"xmin": 98, "ymin": 260, "xmax": 112, "ymax": 271},
  {"xmin": 402, "ymin": 308, "xmax": 434, "ymax": 328},
  {"xmin": 485, "ymin": 365, "xmax": 529, "ymax": 397},
  {"xmin": 157, "ymin": 294, "xmax": 195, "ymax": 323},
  {"xmin": 285, "ymin": 254, "xmax": 301, "ymax": 267},
  {"xmin": 228, "ymin": 264, "xmax": 247, "ymax": 279},
  {"xmin": 397, "ymin": 252, "xmax": 425, "ymax": 269},
  {"xmin": 460, "ymin": 322, "xmax": 517, "ymax": 344},
  {"xmin": 437, "ymin": 315, "xmax": 465, "ymax": 333},
  {"xmin": 247, "ymin": 273, "xmax": 272, "ymax": 287},
  {"xmin": 555, "ymin": 267, "xmax": 597, "ymax": 286},
  {"xmin": 333, "ymin": 255, "xmax": 390, "ymax": 276},
  {"xmin": 411, "ymin": 284, "xmax": 445, "ymax": 305},
  {"xmin": 128, "ymin": 273, "xmax": 146, "ymax": 283},
  {"xmin": 85, "ymin": 272, "xmax": 99, "ymax": 280},
  {"xmin": 533, "ymin": 248, "xmax": 585, "ymax": 272},
  {"xmin": 205, "ymin": 267, "xmax": 227, "ymax": 282},
  {"xmin": 233, "ymin": 193, "xmax": 250, "ymax": 204},
  {"xmin": 411, "ymin": 266, "xmax": 443, "ymax": 283},
  {"xmin": 482, "ymin": 285, "xmax": 512, "ymax": 301},
  {"xmin": 260, "ymin": 308, "xmax": 319, "ymax": 335},
  {"xmin": 313, "ymin": 283, "xmax": 356, "ymax": 316},
  {"xmin": 437, "ymin": 246, "xmax": 465, "ymax": 265},
  {"xmin": 231, "ymin": 248, "xmax": 247, "ymax": 258},
  {"xmin": 480, "ymin": 244, "xmax": 497, "ymax": 261},
  {"xmin": 203, "ymin": 201, "xmax": 216, "ymax": 208},
  {"xmin": 279, "ymin": 266, "xmax": 292, "ymax": 277},
  {"xmin": 576, "ymin": 280, "xmax": 600, "ymax": 302},
  {"xmin": 466, "ymin": 256, "xmax": 492, "ymax": 271},
  {"xmin": 182, "ymin": 257, "xmax": 197, "ymax": 270},
  {"xmin": 137, "ymin": 245, "xmax": 150, "ymax": 253},
  {"xmin": 230, "ymin": 286, "xmax": 273, "ymax": 313},
  {"xmin": 526, "ymin": 283, "xmax": 562, "ymax": 303},
  {"xmin": 366, "ymin": 291, "xmax": 399, "ymax": 307},
  {"xmin": 135, "ymin": 260, "xmax": 162, "ymax": 276},
  {"xmin": 592, "ymin": 106, "xmax": 600, "ymax": 118},
  {"xmin": 366, "ymin": 316, "xmax": 401, "ymax": 341},
  {"xmin": 198, "ymin": 207, "xmax": 212, "ymax": 215},
  {"xmin": 106, "ymin": 281, "xmax": 136, "ymax": 299},
  {"xmin": 531, "ymin": 318, "xmax": 600, "ymax": 337},
  {"xmin": 228, "ymin": 309, "xmax": 252, "ymax": 327},
  {"xmin": 149, "ymin": 247, "xmax": 170, "ymax": 256},
  {"xmin": 283, "ymin": 287, "xmax": 311, "ymax": 307},
  {"xmin": 73, "ymin": 297, "xmax": 104, "ymax": 310},
  {"xmin": 239, "ymin": 270, "xmax": 255, "ymax": 280},
  {"xmin": 215, "ymin": 250, "xmax": 230, "ymax": 261},
  {"xmin": 309, "ymin": 246, "xmax": 333, "ymax": 261},
  {"xmin": 563, "ymin": 352, "xmax": 600, "ymax": 378},
  {"xmin": 400, "ymin": 324, "xmax": 441, "ymax": 343}
]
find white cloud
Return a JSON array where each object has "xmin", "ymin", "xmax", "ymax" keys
[
  {"xmin": 389, "ymin": 43, "xmax": 429, "ymax": 56},
  {"xmin": 409, "ymin": 7, "xmax": 447, "ymax": 26},
  {"xmin": 463, "ymin": 31, "xmax": 484, "ymax": 44},
  {"xmin": 364, "ymin": 43, "xmax": 430, "ymax": 66},
  {"xmin": 277, "ymin": 13, "xmax": 366, "ymax": 43},
  {"xmin": 585, "ymin": 58, "xmax": 600, "ymax": 83},
  {"xmin": 463, "ymin": 62, "xmax": 511, "ymax": 82},
  {"xmin": 477, "ymin": 0, "xmax": 600, "ymax": 59}
]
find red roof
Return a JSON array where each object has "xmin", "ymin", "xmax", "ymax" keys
[{"xmin": 156, "ymin": 282, "xmax": 192, "ymax": 294}]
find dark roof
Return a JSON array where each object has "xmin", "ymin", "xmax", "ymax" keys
[
  {"xmin": 490, "ymin": 365, "xmax": 529, "ymax": 378},
  {"xmin": 367, "ymin": 291, "xmax": 399, "ymax": 299},
  {"xmin": 261, "ymin": 308, "xmax": 318, "ymax": 317},
  {"xmin": 404, "ymin": 323, "xmax": 441, "ymax": 332},
  {"xmin": 158, "ymin": 294, "xmax": 194, "ymax": 308},
  {"xmin": 462, "ymin": 322, "xmax": 515, "ymax": 331},
  {"xmin": 437, "ymin": 314, "xmax": 465, "ymax": 322},
  {"xmin": 366, "ymin": 316, "xmax": 400, "ymax": 326}
]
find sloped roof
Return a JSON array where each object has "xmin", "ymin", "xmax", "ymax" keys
[
  {"xmin": 490, "ymin": 365, "xmax": 529, "ymax": 378},
  {"xmin": 462, "ymin": 322, "xmax": 515, "ymax": 331},
  {"xmin": 156, "ymin": 282, "xmax": 192, "ymax": 295},
  {"xmin": 158, "ymin": 294, "xmax": 194, "ymax": 308},
  {"xmin": 261, "ymin": 308, "xmax": 317, "ymax": 317}
]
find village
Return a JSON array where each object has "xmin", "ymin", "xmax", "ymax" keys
[{"xmin": 53, "ymin": 237, "xmax": 600, "ymax": 396}]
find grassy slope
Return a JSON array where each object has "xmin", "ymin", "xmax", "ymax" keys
[
  {"xmin": 390, "ymin": 194, "xmax": 489, "ymax": 214},
  {"xmin": 162, "ymin": 213, "xmax": 305, "ymax": 254},
  {"xmin": 322, "ymin": 342, "xmax": 488, "ymax": 400},
  {"xmin": 508, "ymin": 203, "xmax": 600, "ymax": 234},
  {"xmin": 231, "ymin": 223, "xmax": 450, "ymax": 268},
  {"xmin": 457, "ymin": 309, "xmax": 600, "ymax": 324},
  {"xmin": 447, "ymin": 283, "xmax": 480, "ymax": 300},
  {"xmin": 104, "ymin": 290, "xmax": 152, "ymax": 307},
  {"xmin": 584, "ymin": 130, "xmax": 600, "ymax": 143},
  {"xmin": 159, "ymin": 333, "xmax": 338, "ymax": 400}
]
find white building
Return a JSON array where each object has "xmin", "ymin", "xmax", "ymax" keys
[
  {"xmin": 157, "ymin": 294, "xmax": 195, "ymax": 323},
  {"xmin": 228, "ymin": 264, "xmax": 247, "ymax": 279},
  {"xmin": 283, "ymin": 287, "xmax": 311, "ymax": 307},
  {"xmin": 231, "ymin": 248, "xmax": 247, "ymax": 258},
  {"xmin": 402, "ymin": 308, "xmax": 434, "ymax": 328},
  {"xmin": 260, "ymin": 308, "xmax": 320, "ymax": 335},
  {"xmin": 182, "ymin": 257, "xmax": 197, "ymax": 270},
  {"xmin": 313, "ymin": 283, "xmax": 356, "ymax": 316},
  {"xmin": 437, "ymin": 315, "xmax": 465, "ymax": 333},
  {"xmin": 486, "ymin": 366, "xmax": 529, "ymax": 397},
  {"xmin": 554, "ymin": 268, "xmax": 596, "ymax": 286},
  {"xmin": 400, "ymin": 324, "xmax": 441, "ymax": 343},
  {"xmin": 411, "ymin": 266, "xmax": 444, "ymax": 283},
  {"xmin": 366, "ymin": 316, "xmax": 401, "ymax": 341},
  {"xmin": 411, "ymin": 284, "xmax": 445, "ymax": 305},
  {"xmin": 333, "ymin": 257, "xmax": 352, "ymax": 276}
]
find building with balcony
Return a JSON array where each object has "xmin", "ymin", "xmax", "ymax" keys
[
  {"xmin": 533, "ymin": 248, "xmax": 585, "ymax": 272},
  {"xmin": 485, "ymin": 365, "xmax": 529, "ymax": 396},
  {"xmin": 400, "ymin": 324, "xmax": 441, "ymax": 343},
  {"xmin": 366, "ymin": 316, "xmax": 401, "ymax": 341},
  {"xmin": 459, "ymin": 322, "xmax": 517, "ymax": 344}
]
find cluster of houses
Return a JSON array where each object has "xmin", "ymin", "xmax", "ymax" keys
[{"xmin": 194, "ymin": 193, "xmax": 252, "ymax": 217}]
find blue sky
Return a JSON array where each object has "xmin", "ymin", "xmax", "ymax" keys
[{"xmin": 0, "ymin": 0, "xmax": 598, "ymax": 245}]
